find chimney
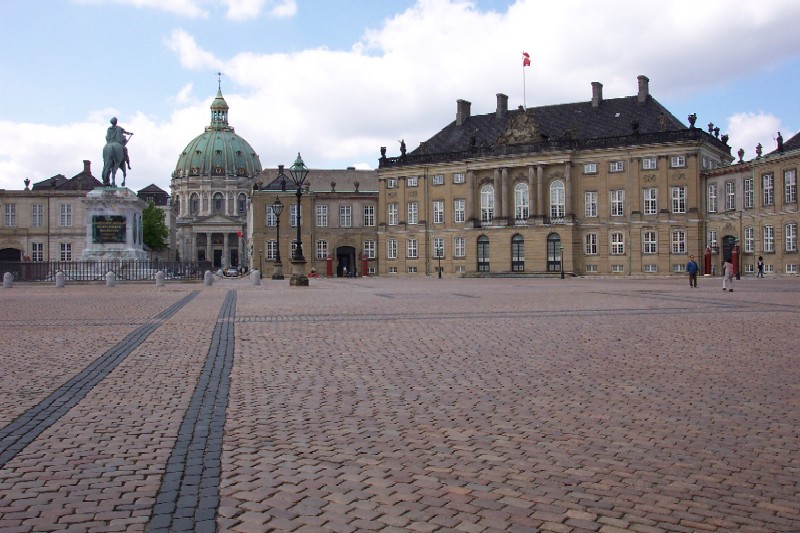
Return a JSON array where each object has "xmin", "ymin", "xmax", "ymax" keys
[
  {"xmin": 456, "ymin": 99, "xmax": 471, "ymax": 126},
  {"xmin": 496, "ymin": 93, "xmax": 508, "ymax": 118},
  {"xmin": 637, "ymin": 75, "xmax": 650, "ymax": 103},
  {"xmin": 83, "ymin": 160, "xmax": 91, "ymax": 174},
  {"xmin": 591, "ymin": 82, "xmax": 603, "ymax": 108}
]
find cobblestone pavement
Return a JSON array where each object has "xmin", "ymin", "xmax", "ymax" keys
[{"xmin": 0, "ymin": 277, "xmax": 798, "ymax": 532}]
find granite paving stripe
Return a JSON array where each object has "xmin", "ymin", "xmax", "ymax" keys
[
  {"xmin": 0, "ymin": 290, "xmax": 199, "ymax": 468},
  {"xmin": 147, "ymin": 289, "xmax": 236, "ymax": 533}
]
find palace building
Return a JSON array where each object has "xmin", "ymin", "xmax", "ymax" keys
[{"xmin": 377, "ymin": 75, "xmax": 734, "ymax": 277}]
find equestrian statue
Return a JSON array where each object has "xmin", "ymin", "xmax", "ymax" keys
[{"xmin": 102, "ymin": 117, "xmax": 133, "ymax": 187}]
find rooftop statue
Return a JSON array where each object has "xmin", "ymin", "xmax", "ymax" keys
[{"xmin": 102, "ymin": 117, "xmax": 133, "ymax": 187}]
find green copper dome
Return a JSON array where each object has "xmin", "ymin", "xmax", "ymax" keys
[{"xmin": 172, "ymin": 89, "xmax": 262, "ymax": 179}]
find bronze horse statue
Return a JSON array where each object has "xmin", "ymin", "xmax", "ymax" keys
[{"xmin": 102, "ymin": 117, "xmax": 132, "ymax": 187}]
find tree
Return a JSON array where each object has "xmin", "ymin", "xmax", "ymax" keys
[{"xmin": 142, "ymin": 201, "xmax": 169, "ymax": 252}]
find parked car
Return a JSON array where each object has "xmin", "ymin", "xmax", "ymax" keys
[{"xmin": 224, "ymin": 267, "xmax": 239, "ymax": 277}]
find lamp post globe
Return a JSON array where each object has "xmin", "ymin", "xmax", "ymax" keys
[{"xmin": 288, "ymin": 153, "xmax": 310, "ymax": 286}]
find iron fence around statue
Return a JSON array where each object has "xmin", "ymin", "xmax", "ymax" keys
[{"xmin": 0, "ymin": 261, "xmax": 205, "ymax": 282}]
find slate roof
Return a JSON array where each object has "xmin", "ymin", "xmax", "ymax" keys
[{"xmin": 255, "ymin": 167, "xmax": 378, "ymax": 194}]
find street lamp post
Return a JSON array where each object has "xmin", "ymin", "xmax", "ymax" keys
[
  {"xmin": 436, "ymin": 246, "xmax": 443, "ymax": 279},
  {"xmin": 288, "ymin": 153, "xmax": 309, "ymax": 286},
  {"xmin": 258, "ymin": 248, "xmax": 263, "ymax": 278},
  {"xmin": 559, "ymin": 245, "xmax": 565, "ymax": 279},
  {"xmin": 271, "ymin": 196, "xmax": 284, "ymax": 280}
]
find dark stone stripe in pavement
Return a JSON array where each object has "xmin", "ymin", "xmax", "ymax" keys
[
  {"xmin": 147, "ymin": 289, "xmax": 236, "ymax": 533},
  {"xmin": 0, "ymin": 290, "xmax": 199, "ymax": 469}
]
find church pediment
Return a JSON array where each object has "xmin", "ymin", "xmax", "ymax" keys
[{"xmin": 194, "ymin": 213, "xmax": 242, "ymax": 225}]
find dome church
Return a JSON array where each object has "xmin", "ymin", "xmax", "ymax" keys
[{"xmin": 170, "ymin": 86, "xmax": 262, "ymax": 268}]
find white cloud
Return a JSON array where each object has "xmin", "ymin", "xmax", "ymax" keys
[
  {"xmin": 73, "ymin": 0, "xmax": 211, "ymax": 18},
  {"xmin": 164, "ymin": 29, "xmax": 221, "ymax": 70},
  {"xmin": 726, "ymin": 112, "xmax": 794, "ymax": 161}
]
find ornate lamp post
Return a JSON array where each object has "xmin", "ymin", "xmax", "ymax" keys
[
  {"xmin": 271, "ymin": 196, "xmax": 284, "ymax": 280},
  {"xmin": 436, "ymin": 246, "xmax": 443, "ymax": 279},
  {"xmin": 258, "ymin": 248, "xmax": 263, "ymax": 279},
  {"xmin": 288, "ymin": 153, "xmax": 310, "ymax": 286},
  {"xmin": 559, "ymin": 245, "xmax": 565, "ymax": 279}
]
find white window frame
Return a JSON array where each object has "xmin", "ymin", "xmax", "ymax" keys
[
  {"xmin": 584, "ymin": 233, "xmax": 598, "ymax": 255},
  {"xmin": 609, "ymin": 160, "xmax": 624, "ymax": 173},
  {"xmin": 643, "ymin": 231, "xmax": 657, "ymax": 254},
  {"xmin": 363, "ymin": 205, "xmax": 375, "ymax": 226},
  {"xmin": 610, "ymin": 232, "xmax": 625, "ymax": 255},
  {"xmin": 316, "ymin": 204, "xmax": 328, "ymax": 227},
  {"xmin": 388, "ymin": 203, "xmax": 398, "ymax": 226},
  {"xmin": 339, "ymin": 205, "xmax": 352, "ymax": 227},
  {"xmin": 744, "ymin": 226, "xmax": 754, "ymax": 253},
  {"xmin": 514, "ymin": 183, "xmax": 530, "ymax": 221},
  {"xmin": 642, "ymin": 157, "xmax": 657, "ymax": 170},
  {"xmin": 387, "ymin": 238, "xmax": 397, "ymax": 259},
  {"xmin": 433, "ymin": 237, "xmax": 444, "ymax": 258},
  {"xmin": 671, "ymin": 229, "xmax": 686, "ymax": 254},
  {"xmin": 31, "ymin": 242, "xmax": 44, "ymax": 262},
  {"xmin": 786, "ymin": 222, "xmax": 797, "ymax": 252},
  {"xmin": 584, "ymin": 191, "xmax": 597, "ymax": 218},
  {"xmin": 453, "ymin": 173, "xmax": 465, "ymax": 184},
  {"xmin": 550, "ymin": 180, "xmax": 565, "ymax": 218},
  {"xmin": 763, "ymin": 173, "xmax": 774, "ymax": 206},
  {"xmin": 708, "ymin": 229, "xmax": 718, "ymax": 251},
  {"xmin": 763, "ymin": 225, "xmax": 774, "ymax": 252},
  {"xmin": 59, "ymin": 204, "xmax": 72, "ymax": 226},
  {"xmin": 433, "ymin": 200, "xmax": 444, "ymax": 224},
  {"xmin": 454, "ymin": 236, "xmax": 466, "ymax": 257},
  {"xmin": 406, "ymin": 175, "xmax": 418, "ymax": 187},
  {"xmin": 670, "ymin": 155, "xmax": 686, "ymax": 168},
  {"xmin": 454, "ymin": 199, "xmax": 465, "ymax": 223},
  {"xmin": 407, "ymin": 202, "xmax": 418, "ymax": 225},
  {"xmin": 707, "ymin": 184, "xmax": 717, "ymax": 213},
  {"xmin": 316, "ymin": 240, "xmax": 328, "ymax": 260},
  {"xmin": 583, "ymin": 162, "xmax": 597, "ymax": 174},
  {"xmin": 266, "ymin": 205, "xmax": 277, "ymax": 226},
  {"xmin": 643, "ymin": 188, "xmax": 658, "ymax": 215},
  {"xmin": 480, "ymin": 185, "xmax": 494, "ymax": 224},
  {"xmin": 266, "ymin": 240, "xmax": 277, "ymax": 260},
  {"xmin": 785, "ymin": 169, "xmax": 797, "ymax": 204},
  {"xmin": 744, "ymin": 178, "xmax": 754, "ymax": 209},
  {"xmin": 671, "ymin": 186, "xmax": 686, "ymax": 214},
  {"xmin": 387, "ymin": 178, "xmax": 397, "ymax": 189},
  {"xmin": 31, "ymin": 204, "xmax": 43, "ymax": 228},
  {"xmin": 60, "ymin": 242, "xmax": 72, "ymax": 261},
  {"xmin": 3, "ymin": 204, "xmax": 16, "ymax": 226},
  {"xmin": 406, "ymin": 238, "xmax": 418, "ymax": 259},
  {"xmin": 432, "ymin": 174, "xmax": 444, "ymax": 185},
  {"xmin": 610, "ymin": 190, "xmax": 624, "ymax": 217},
  {"xmin": 363, "ymin": 240, "xmax": 376, "ymax": 259},
  {"xmin": 725, "ymin": 181, "xmax": 736, "ymax": 211}
]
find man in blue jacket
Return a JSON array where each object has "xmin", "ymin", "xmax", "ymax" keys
[{"xmin": 686, "ymin": 255, "xmax": 699, "ymax": 288}]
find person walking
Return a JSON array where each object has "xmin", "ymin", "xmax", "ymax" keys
[
  {"xmin": 686, "ymin": 255, "xmax": 699, "ymax": 288},
  {"xmin": 757, "ymin": 256, "xmax": 764, "ymax": 278},
  {"xmin": 722, "ymin": 258, "xmax": 734, "ymax": 292}
]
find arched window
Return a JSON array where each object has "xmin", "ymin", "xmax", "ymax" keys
[
  {"xmin": 477, "ymin": 235, "xmax": 490, "ymax": 272},
  {"xmin": 213, "ymin": 192, "xmax": 225, "ymax": 214},
  {"xmin": 174, "ymin": 195, "xmax": 180, "ymax": 215},
  {"xmin": 514, "ymin": 183, "xmax": 529, "ymax": 222},
  {"xmin": 550, "ymin": 180, "xmax": 565, "ymax": 219},
  {"xmin": 480, "ymin": 185, "xmax": 494, "ymax": 225},
  {"xmin": 238, "ymin": 193, "xmax": 247, "ymax": 215},
  {"xmin": 511, "ymin": 234, "xmax": 524, "ymax": 272},
  {"xmin": 547, "ymin": 233, "xmax": 562, "ymax": 272},
  {"xmin": 190, "ymin": 193, "xmax": 199, "ymax": 215}
]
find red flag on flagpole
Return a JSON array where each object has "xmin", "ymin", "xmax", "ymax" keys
[{"xmin": 522, "ymin": 51, "xmax": 531, "ymax": 67}]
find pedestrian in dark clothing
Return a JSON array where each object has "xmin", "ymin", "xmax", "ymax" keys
[
  {"xmin": 757, "ymin": 256, "xmax": 764, "ymax": 278},
  {"xmin": 686, "ymin": 255, "xmax": 699, "ymax": 288}
]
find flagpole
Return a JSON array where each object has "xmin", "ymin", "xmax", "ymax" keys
[{"xmin": 523, "ymin": 62, "xmax": 527, "ymax": 110}]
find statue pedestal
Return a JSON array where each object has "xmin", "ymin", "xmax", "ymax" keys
[{"xmin": 80, "ymin": 187, "xmax": 148, "ymax": 261}]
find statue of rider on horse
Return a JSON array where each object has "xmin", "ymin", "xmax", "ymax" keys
[{"xmin": 102, "ymin": 117, "xmax": 133, "ymax": 187}]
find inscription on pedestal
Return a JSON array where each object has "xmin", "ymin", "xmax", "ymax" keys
[{"xmin": 92, "ymin": 215, "xmax": 126, "ymax": 244}]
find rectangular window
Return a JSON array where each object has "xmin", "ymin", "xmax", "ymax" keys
[
  {"xmin": 744, "ymin": 226, "xmax": 754, "ymax": 253},
  {"xmin": 643, "ymin": 231, "xmax": 657, "ymax": 254},
  {"xmin": 433, "ymin": 200, "xmax": 444, "ymax": 224},
  {"xmin": 610, "ymin": 232, "xmax": 625, "ymax": 255},
  {"xmin": 59, "ymin": 204, "xmax": 72, "ymax": 226},
  {"xmin": 763, "ymin": 225, "xmax": 774, "ymax": 252},
  {"xmin": 584, "ymin": 191, "xmax": 597, "ymax": 217},
  {"xmin": 3, "ymin": 204, "xmax": 16, "ymax": 226},
  {"xmin": 725, "ymin": 181, "xmax": 736, "ymax": 211},
  {"xmin": 363, "ymin": 205, "xmax": 375, "ymax": 226},
  {"xmin": 612, "ymin": 264, "xmax": 624, "ymax": 273},
  {"xmin": 266, "ymin": 240, "xmax": 277, "ymax": 260},
  {"xmin": 433, "ymin": 237, "xmax": 444, "ymax": 258},
  {"xmin": 60, "ymin": 242, "xmax": 72, "ymax": 261},
  {"xmin": 671, "ymin": 155, "xmax": 686, "ymax": 168},
  {"xmin": 406, "ymin": 175, "xmax": 418, "ymax": 187},
  {"xmin": 671, "ymin": 229, "xmax": 686, "ymax": 254},
  {"xmin": 611, "ymin": 190, "xmax": 624, "ymax": 216},
  {"xmin": 290, "ymin": 205, "xmax": 301, "ymax": 227},
  {"xmin": 644, "ymin": 264, "xmax": 657, "ymax": 273},
  {"xmin": 454, "ymin": 199, "xmax": 465, "ymax": 223},
  {"xmin": 266, "ymin": 205, "xmax": 277, "ymax": 226},
  {"xmin": 453, "ymin": 173, "xmax": 465, "ymax": 184},
  {"xmin": 31, "ymin": 242, "xmax": 44, "ymax": 261},
  {"xmin": 787, "ymin": 264, "xmax": 798, "ymax": 274},
  {"xmin": 583, "ymin": 163, "xmax": 598, "ymax": 174},
  {"xmin": 454, "ymin": 236, "xmax": 466, "ymax": 257},
  {"xmin": 387, "ymin": 238, "xmax": 397, "ymax": 259},
  {"xmin": 707, "ymin": 184, "xmax": 717, "ymax": 213},
  {"xmin": 786, "ymin": 222, "xmax": 797, "ymax": 252},
  {"xmin": 388, "ymin": 266, "xmax": 398, "ymax": 274},
  {"xmin": 642, "ymin": 157, "xmax": 657, "ymax": 170},
  {"xmin": 363, "ymin": 240, "xmax": 376, "ymax": 259},
  {"xmin": 584, "ymin": 233, "xmax": 598, "ymax": 255},
  {"xmin": 406, "ymin": 238, "xmax": 418, "ymax": 259},
  {"xmin": 785, "ymin": 169, "xmax": 797, "ymax": 204},
  {"xmin": 31, "ymin": 204, "xmax": 44, "ymax": 227},
  {"xmin": 671, "ymin": 186, "xmax": 686, "ymax": 214},
  {"xmin": 316, "ymin": 205, "xmax": 328, "ymax": 227},
  {"xmin": 316, "ymin": 240, "xmax": 328, "ymax": 260},
  {"xmin": 388, "ymin": 203, "xmax": 398, "ymax": 225},
  {"xmin": 763, "ymin": 173, "xmax": 774, "ymax": 206},
  {"xmin": 387, "ymin": 178, "xmax": 397, "ymax": 189},
  {"xmin": 708, "ymin": 229, "xmax": 718, "ymax": 251},
  {"xmin": 585, "ymin": 264, "xmax": 598, "ymax": 272},
  {"xmin": 643, "ymin": 188, "xmax": 658, "ymax": 215},
  {"xmin": 744, "ymin": 178, "xmax": 754, "ymax": 209},
  {"xmin": 432, "ymin": 174, "xmax": 444, "ymax": 185},
  {"xmin": 407, "ymin": 202, "xmax": 418, "ymax": 225},
  {"xmin": 339, "ymin": 205, "xmax": 352, "ymax": 227},
  {"xmin": 609, "ymin": 160, "xmax": 624, "ymax": 173}
]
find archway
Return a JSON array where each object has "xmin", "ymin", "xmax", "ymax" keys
[
  {"xmin": 0, "ymin": 248, "xmax": 22, "ymax": 262},
  {"xmin": 336, "ymin": 245, "xmax": 356, "ymax": 277}
]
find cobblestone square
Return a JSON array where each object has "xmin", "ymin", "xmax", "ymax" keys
[{"xmin": 1, "ymin": 277, "xmax": 798, "ymax": 532}]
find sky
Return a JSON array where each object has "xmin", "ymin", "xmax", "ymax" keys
[{"xmin": 1, "ymin": 0, "xmax": 800, "ymax": 193}]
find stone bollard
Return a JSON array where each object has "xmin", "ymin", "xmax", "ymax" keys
[
  {"xmin": 155, "ymin": 270, "xmax": 165, "ymax": 287},
  {"xmin": 251, "ymin": 270, "xmax": 261, "ymax": 285},
  {"xmin": 106, "ymin": 271, "xmax": 116, "ymax": 287},
  {"xmin": 55, "ymin": 271, "xmax": 65, "ymax": 288},
  {"xmin": 204, "ymin": 270, "xmax": 213, "ymax": 286},
  {"xmin": 3, "ymin": 272, "xmax": 13, "ymax": 288}
]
